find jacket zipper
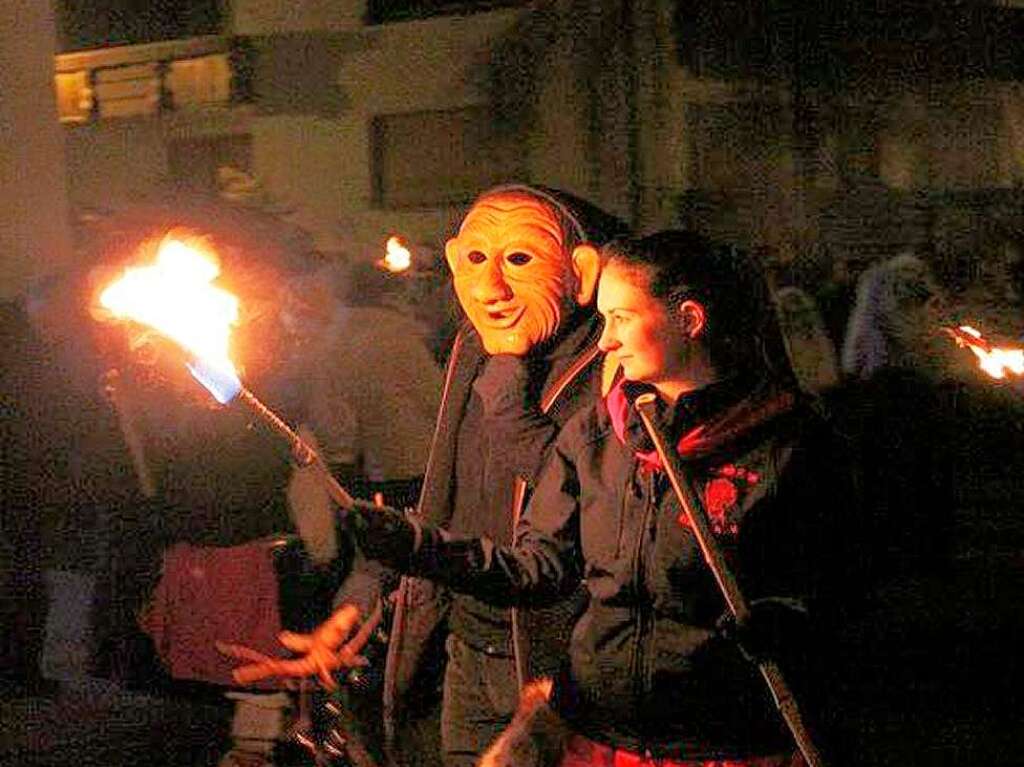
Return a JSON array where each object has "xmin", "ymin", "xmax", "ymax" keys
[
  {"xmin": 510, "ymin": 342, "xmax": 603, "ymax": 690},
  {"xmin": 628, "ymin": 467, "xmax": 657, "ymax": 700}
]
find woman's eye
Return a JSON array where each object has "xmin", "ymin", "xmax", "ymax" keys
[
  {"xmin": 467, "ymin": 251, "xmax": 487, "ymax": 265},
  {"xmin": 506, "ymin": 252, "xmax": 533, "ymax": 266}
]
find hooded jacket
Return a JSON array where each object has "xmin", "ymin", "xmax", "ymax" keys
[
  {"xmin": 355, "ymin": 380, "xmax": 852, "ymax": 760},
  {"xmin": 378, "ymin": 185, "xmax": 628, "ymax": 754}
]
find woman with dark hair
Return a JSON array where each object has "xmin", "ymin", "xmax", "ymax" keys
[{"xmin": 233, "ymin": 231, "xmax": 851, "ymax": 766}]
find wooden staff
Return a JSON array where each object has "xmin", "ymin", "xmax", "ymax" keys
[
  {"xmin": 236, "ymin": 386, "xmax": 354, "ymax": 512},
  {"xmin": 101, "ymin": 368, "xmax": 156, "ymax": 498},
  {"xmin": 633, "ymin": 392, "xmax": 826, "ymax": 767}
]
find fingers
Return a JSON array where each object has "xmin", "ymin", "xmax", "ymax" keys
[
  {"xmin": 233, "ymin": 663, "xmax": 278, "ymax": 685},
  {"xmin": 316, "ymin": 652, "xmax": 339, "ymax": 690},
  {"xmin": 338, "ymin": 647, "xmax": 370, "ymax": 669},
  {"xmin": 278, "ymin": 631, "xmax": 314, "ymax": 652},
  {"xmin": 224, "ymin": 646, "xmax": 364, "ymax": 687},
  {"xmin": 221, "ymin": 602, "xmax": 371, "ymax": 689},
  {"xmin": 233, "ymin": 658, "xmax": 300, "ymax": 684},
  {"xmin": 348, "ymin": 601, "xmax": 384, "ymax": 653},
  {"xmin": 316, "ymin": 604, "xmax": 362, "ymax": 647}
]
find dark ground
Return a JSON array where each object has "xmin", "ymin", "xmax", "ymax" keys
[{"xmin": 0, "ymin": 678, "xmax": 232, "ymax": 767}]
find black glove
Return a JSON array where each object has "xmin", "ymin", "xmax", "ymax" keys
[
  {"xmin": 717, "ymin": 596, "xmax": 809, "ymax": 663},
  {"xmin": 346, "ymin": 500, "xmax": 420, "ymax": 571}
]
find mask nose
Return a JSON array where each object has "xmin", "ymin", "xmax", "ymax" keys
[{"xmin": 471, "ymin": 261, "xmax": 513, "ymax": 304}]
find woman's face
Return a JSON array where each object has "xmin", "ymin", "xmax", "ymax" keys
[{"xmin": 596, "ymin": 263, "xmax": 691, "ymax": 386}]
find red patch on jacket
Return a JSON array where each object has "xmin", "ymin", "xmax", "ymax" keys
[
  {"xmin": 605, "ymin": 379, "xmax": 783, "ymax": 538},
  {"xmin": 679, "ymin": 464, "xmax": 759, "ymax": 536}
]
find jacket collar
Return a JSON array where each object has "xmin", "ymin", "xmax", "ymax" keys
[
  {"xmin": 605, "ymin": 376, "xmax": 799, "ymax": 470},
  {"xmin": 419, "ymin": 311, "xmax": 602, "ymax": 527}
]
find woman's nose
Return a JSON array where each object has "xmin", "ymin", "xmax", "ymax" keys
[
  {"xmin": 598, "ymin": 323, "xmax": 619, "ymax": 352},
  {"xmin": 471, "ymin": 261, "xmax": 513, "ymax": 304}
]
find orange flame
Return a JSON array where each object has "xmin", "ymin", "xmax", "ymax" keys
[
  {"xmin": 381, "ymin": 235, "xmax": 412, "ymax": 273},
  {"xmin": 946, "ymin": 325, "xmax": 1024, "ymax": 380},
  {"xmin": 99, "ymin": 235, "xmax": 242, "ymax": 398}
]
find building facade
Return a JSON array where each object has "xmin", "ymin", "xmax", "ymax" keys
[{"xmin": 43, "ymin": 0, "xmax": 1024, "ymax": 282}]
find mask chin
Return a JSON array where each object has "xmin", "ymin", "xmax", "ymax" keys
[
  {"xmin": 466, "ymin": 287, "xmax": 569, "ymax": 356},
  {"xmin": 476, "ymin": 326, "xmax": 536, "ymax": 356}
]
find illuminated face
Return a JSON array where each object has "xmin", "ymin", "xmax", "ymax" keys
[
  {"xmin": 446, "ymin": 193, "xmax": 573, "ymax": 355},
  {"xmin": 596, "ymin": 263, "xmax": 691, "ymax": 386}
]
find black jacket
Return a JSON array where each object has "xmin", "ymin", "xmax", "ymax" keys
[
  {"xmin": 355, "ymin": 382, "xmax": 854, "ymax": 760},
  {"xmin": 378, "ymin": 314, "xmax": 606, "ymax": 747}
]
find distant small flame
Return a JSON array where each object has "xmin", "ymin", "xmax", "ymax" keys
[
  {"xmin": 381, "ymin": 236, "xmax": 412, "ymax": 273},
  {"xmin": 945, "ymin": 324, "xmax": 1024, "ymax": 380},
  {"xmin": 100, "ymin": 235, "xmax": 242, "ymax": 403}
]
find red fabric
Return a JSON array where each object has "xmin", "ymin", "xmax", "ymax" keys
[
  {"xmin": 605, "ymin": 380, "xmax": 794, "ymax": 470},
  {"xmin": 140, "ymin": 540, "xmax": 287, "ymax": 688},
  {"xmin": 605, "ymin": 381, "xmax": 775, "ymax": 535},
  {"xmin": 605, "ymin": 380, "xmax": 702, "ymax": 472},
  {"xmin": 559, "ymin": 734, "xmax": 805, "ymax": 767}
]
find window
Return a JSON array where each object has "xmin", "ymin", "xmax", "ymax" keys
[
  {"xmin": 371, "ymin": 107, "xmax": 524, "ymax": 209},
  {"xmin": 366, "ymin": 0, "xmax": 524, "ymax": 25},
  {"xmin": 168, "ymin": 135, "xmax": 252, "ymax": 193},
  {"xmin": 58, "ymin": 0, "xmax": 224, "ymax": 52}
]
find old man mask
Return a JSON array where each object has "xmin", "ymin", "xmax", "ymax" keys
[{"xmin": 445, "ymin": 188, "xmax": 603, "ymax": 356}]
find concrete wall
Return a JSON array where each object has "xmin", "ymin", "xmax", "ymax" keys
[
  {"xmin": 232, "ymin": 0, "xmax": 365, "ymax": 35},
  {"xmin": 241, "ymin": 6, "xmax": 524, "ymax": 256},
  {"xmin": 50, "ymin": 0, "xmax": 1024, "ymax": 269},
  {"xmin": 0, "ymin": 1, "xmax": 72, "ymax": 298},
  {"xmin": 64, "ymin": 121, "xmax": 172, "ymax": 211}
]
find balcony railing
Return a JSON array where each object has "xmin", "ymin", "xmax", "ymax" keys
[{"xmin": 54, "ymin": 36, "xmax": 237, "ymax": 124}]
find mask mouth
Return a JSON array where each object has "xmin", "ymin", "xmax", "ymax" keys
[{"xmin": 481, "ymin": 305, "xmax": 524, "ymax": 328}]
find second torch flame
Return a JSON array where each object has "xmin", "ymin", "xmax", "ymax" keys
[
  {"xmin": 98, "ymin": 233, "xmax": 354, "ymax": 510},
  {"xmin": 99, "ymin": 236, "xmax": 243, "ymax": 403},
  {"xmin": 945, "ymin": 325, "xmax": 1024, "ymax": 380},
  {"xmin": 381, "ymin": 236, "xmax": 412, "ymax": 273}
]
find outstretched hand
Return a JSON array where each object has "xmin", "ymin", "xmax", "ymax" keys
[{"xmin": 218, "ymin": 602, "xmax": 383, "ymax": 690}]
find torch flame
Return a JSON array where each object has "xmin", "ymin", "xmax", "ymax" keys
[
  {"xmin": 945, "ymin": 324, "xmax": 1024, "ymax": 380},
  {"xmin": 99, "ymin": 235, "xmax": 243, "ymax": 403},
  {"xmin": 381, "ymin": 236, "xmax": 412, "ymax": 273}
]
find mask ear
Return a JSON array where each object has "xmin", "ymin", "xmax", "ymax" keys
[
  {"xmin": 571, "ymin": 243, "xmax": 601, "ymax": 306},
  {"xmin": 444, "ymin": 238, "xmax": 460, "ymax": 275},
  {"xmin": 677, "ymin": 299, "xmax": 707, "ymax": 339}
]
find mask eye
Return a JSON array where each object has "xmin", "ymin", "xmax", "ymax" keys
[
  {"xmin": 506, "ymin": 252, "xmax": 533, "ymax": 266},
  {"xmin": 467, "ymin": 251, "xmax": 486, "ymax": 265}
]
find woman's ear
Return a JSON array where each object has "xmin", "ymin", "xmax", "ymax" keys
[
  {"xmin": 571, "ymin": 244, "xmax": 601, "ymax": 306},
  {"xmin": 677, "ymin": 300, "xmax": 707, "ymax": 339}
]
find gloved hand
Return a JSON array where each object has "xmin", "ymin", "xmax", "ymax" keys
[
  {"xmin": 347, "ymin": 500, "xmax": 420, "ymax": 570},
  {"xmin": 716, "ymin": 596, "xmax": 809, "ymax": 663}
]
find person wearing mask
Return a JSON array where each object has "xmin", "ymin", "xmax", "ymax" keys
[
  {"xmin": 226, "ymin": 185, "xmax": 629, "ymax": 767},
  {"xmin": 233, "ymin": 232, "xmax": 852, "ymax": 766}
]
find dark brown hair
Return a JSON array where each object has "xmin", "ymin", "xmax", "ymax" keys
[{"xmin": 602, "ymin": 230, "xmax": 795, "ymax": 388}]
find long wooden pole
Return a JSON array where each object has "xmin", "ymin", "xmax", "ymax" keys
[{"xmin": 236, "ymin": 386, "xmax": 354, "ymax": 512}]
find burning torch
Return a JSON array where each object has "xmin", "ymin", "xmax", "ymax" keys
[
  {"xmin": 379, "ymin": 236, "xmax": 413, "ymax": 274},
  {"xmin": 942, "ymin": 324, "xmax": 1024, "ymax": 381},
  {"xmin": 98, "ymin": 234, "xmax": 354, "ymax": 511}
]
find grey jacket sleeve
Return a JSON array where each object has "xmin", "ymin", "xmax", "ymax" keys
[{"xmin": 346, "ymin": 439, "xmax": 583, "ymax": 608}]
